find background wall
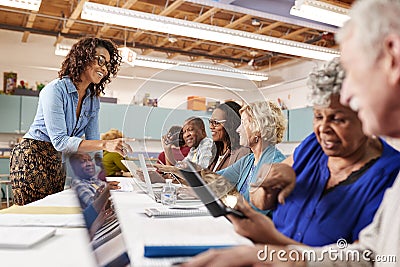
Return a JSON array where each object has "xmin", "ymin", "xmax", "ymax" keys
[
  {"xmin": 0, "ymin": 29, "xmax": 319, "ymax": 109},
  {"xmin": 0, "ymin": 29, "xmax": 333, "ymax": 155}
]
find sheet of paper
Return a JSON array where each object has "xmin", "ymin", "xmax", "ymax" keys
[
  {"xmin": 0, "ymin": 227, "xmax": 56, "ymax": 248},
  {"xmin": 0, "ymin": 214, "xmax": 85, "ymax": 227}
]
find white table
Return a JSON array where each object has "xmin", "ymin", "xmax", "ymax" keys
[
  {"xmin": 0, "ymin": 178, "xmax": 251, "ymax": 266},
  {"xmin": 0, "ymin": 190, "xmax": 97, "ymax": 267},
  {"xmin": 109, "ymin": 177, "xmax": 252, "ymax": 266}
]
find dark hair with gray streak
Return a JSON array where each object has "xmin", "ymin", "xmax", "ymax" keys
[{"xmin": 307, "ymin": 57, "xmax": 346, "ymax": 107}]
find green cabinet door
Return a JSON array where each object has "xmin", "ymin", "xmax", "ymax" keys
[
  {"xmin": 100, "ymin": 103, "xmax": 211, "ymax": 140},
  {"xmin": 0, "ymin": 95, "xmax": 20, "ymax": 133},
  {"xmin": 99, "ymin": 103, "xmax": 129, "ymax": 135},
  {"xmin": 288, "ymin": 107, "xmax": 314, "ymax": 142},
  {"xmin": 0, "ymin": 158, "xmax": 10, "ymax": 174},
  {"xmin": 20, "ymin": 96, "xmax": 39, "ymax": 133}
]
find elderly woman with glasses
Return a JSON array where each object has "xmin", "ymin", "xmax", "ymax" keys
[
  {"xmin": 208, "ymin": 101, "xmax": 251, "ymax": 172},
  {"xmin": 216, "ymin": 100, "xmax": 286, "ymax": 214},
  {"xmin": 10, "ymin": 37, "xmax": 133, "ymax": 205}
]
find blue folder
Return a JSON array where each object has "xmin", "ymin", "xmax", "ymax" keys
[{"xmin": 144, "ymin": 245, "xmax": 233, "ymax": 258}]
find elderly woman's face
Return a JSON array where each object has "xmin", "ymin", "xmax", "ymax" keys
[
  {"xmin": 313, "ymin": 95, "xmax": 366, "ymax": 157},
  {"xmin": 236, "ymin": 111, "xmax": 256, "ymax": 147}
]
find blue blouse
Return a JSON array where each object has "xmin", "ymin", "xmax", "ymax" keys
[
  {"xmin": 24, "ymin": 77, "xmax": 100, "ymax": 154},
  {"xmin": 273, "ymin": 133, "xmax": 400, "ymax": 246},
  {"xmin": 218, "ymin": 145, "xmax": 286, "ymax": 202}
]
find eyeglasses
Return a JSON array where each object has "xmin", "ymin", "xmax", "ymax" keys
[
  {"xmin": 208, "ymin": 118, "xmax": 226, "ymax": 127},
  {"xmin": 95, "ymin": 55, "xmax": 112, "ymax": 71}
]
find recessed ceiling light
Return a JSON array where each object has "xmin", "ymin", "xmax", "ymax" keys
[
  {"xmin": 249, "ymin": 51, "xmax": 258, "ymax": 57},
  {"xmin": 251, "ymin": 18, "xmax": 261, "ymax": 26},
  {"xmin": 168, "ymin": 36, "xmax": 178, "ymax": 43}
]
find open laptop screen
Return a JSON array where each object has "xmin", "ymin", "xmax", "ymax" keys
[{"xmin": 67, "ymin": 152, "xmax": 131, "ymax": 267}]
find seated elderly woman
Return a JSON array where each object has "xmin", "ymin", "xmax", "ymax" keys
[
  {"xmin": 217, "ymin": 100, "xmax": 286, "ymax": 208},
  {"xmin": 214, "ymin": 58, "xmax": 400, "ymax": 248}
]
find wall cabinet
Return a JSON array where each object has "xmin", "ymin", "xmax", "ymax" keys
[
  {"xmin": 288, "ymin": 107, "xmax": 313, "ymax": 142},
  {"xmin": 0, "ymin": 95, "xmax": 314, "ymax": 142},
  {"xmin": 0, "ymin": 158, "xmax": 10, "ymax": 174},
  {"xmin": 99, "ymin": 104, "xmax": 210, "ymax": 139},
  {"xmin": 20, "ymin": 96, "xmax": 39, "ymax": 133},
  {"xmin": 0, "ymin": 95, "xmax": 21, "ymax": 133},
  {"xmin": 0, "ymin": 95, "xmax": 38, "ymax": 134}
]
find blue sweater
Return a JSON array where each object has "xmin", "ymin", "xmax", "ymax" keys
[
  {"xmin": 273, "ymin": 133, "xmax": 400, "ymax": 246},
  {"xmin": 218, "ymin": 145, "xmax": 286, "ymax": 202}
]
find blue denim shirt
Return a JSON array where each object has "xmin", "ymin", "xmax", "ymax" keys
[{"xmin": 24, "ymin": 77, "xmax": 100, "ymax": 153}]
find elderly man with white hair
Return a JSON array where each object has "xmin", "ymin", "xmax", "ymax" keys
[{"xmin": 180, "ymin": 0, "xmax": 400, "ymax": 266}]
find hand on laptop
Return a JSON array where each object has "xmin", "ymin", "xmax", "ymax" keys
[
  {"xmin": 107, "ymin": 181, "xmax": 121, "ymax": 190},
  {"xmin": 137, "ymin": 169, "xmax": 166, "ymax": 183}
]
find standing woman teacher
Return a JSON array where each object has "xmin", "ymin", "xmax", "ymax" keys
[{"xmin": 10, "ymin": 37, "xmax": 132, "ymax": 205}]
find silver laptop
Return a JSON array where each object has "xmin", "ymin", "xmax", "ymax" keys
[
  {"xmin": 121, "ymin": 159, "xmax": 140, "ymax": 177},
  {"xmin": 138, "ymin": 154, "xmax": 200, "ymax": 203}
]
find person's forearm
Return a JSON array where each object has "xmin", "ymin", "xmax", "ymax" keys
[
  {"xmin": 77, "ymin": 139, "xmax": 106, "ymax": 152},
  {"xmin": 163, "ymin": 146, "xmax": 177, "ymax": 165},
  {"xmin": 267, "ymin": 230, "xmax": 303, "ymax": 246}
]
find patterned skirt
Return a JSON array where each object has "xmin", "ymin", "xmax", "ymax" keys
[{"xmin": 10, "ymin": 139, "xmax": 65, "ymax": 205}]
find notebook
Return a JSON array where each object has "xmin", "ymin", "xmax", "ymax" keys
[
  {"xmin": 0, "ymin": 227, "xmax": 56, "ymax": 249},
  {"xmin": 138, "ymin": 154, "xmax": 201, "ymax": 204},
  {"xmin": 144, "ymin": 207, "xmax": 211, "ymax": 218}
]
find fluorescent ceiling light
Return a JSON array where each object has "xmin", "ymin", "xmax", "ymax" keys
[
  {"xmin": 134, "ymin": 56, "xmax": 269, "ymax": 81},
  {"xmin": 116, "ymin": 76, "xmax": 245, "ymax": 92},
  {"xmin": 0, "ymin": 0, "xmax": 41, "ymax": 11},
  {"xmin": 54, "ymin": 44, "xmax": 268, "ymax": 81},
  {"xmin": 81, "ymin": 2, "xmax": 340, "ymax": 61},
  {"xmin": 290, "ymin": 0, "xmax": 350, "ymax": 27}
]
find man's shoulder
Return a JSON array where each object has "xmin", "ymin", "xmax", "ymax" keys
[{"xmin": 198, "ymin": 137, "xmax": 213, "ymax": 148}]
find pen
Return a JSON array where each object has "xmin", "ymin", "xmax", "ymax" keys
[{"xmin": 171, "ymin": 261, "xmax": 186, "ymax": 266}]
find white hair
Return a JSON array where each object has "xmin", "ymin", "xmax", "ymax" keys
[
  {"xmin": 337, "ymin": 0, "xmax": 400, "ymax": 64},
  {"xmin": 240, "ymin": 100, "xmax": 286, "ymax": 145},
  {"xmin": 307, "ymin": 57, "xmax": 345, "ymax": 106}
]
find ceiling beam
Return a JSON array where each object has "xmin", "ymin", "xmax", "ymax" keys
[
  {"xmin": 224, "ymin": 14, "xmax": 251, "ymax": 29},
  {"xmin": 61, "ymin": 0, "xmax": 89, "ymax": 34},
  {"xmin": 193, "ymin": 7, "xmax": 219, "ymax": 22},
  {"xmin": 159, "ymin": 0, "xmax": 185, "ymax": 16},
  {"xmin": 21, "ymin": 12, "xmax": 37, "ymax": 42},
  {"xmin": 281, "ymin": 28, "xmax": 310, "ymax": 40}
]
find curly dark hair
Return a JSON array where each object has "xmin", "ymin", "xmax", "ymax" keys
[{"xmin": 58, "ymin": 37, "xmax": 122, "ymax": 97}]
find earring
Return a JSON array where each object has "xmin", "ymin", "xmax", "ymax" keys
[{"xmin": 255, "ymin": 136, "xmax": 259, "ymax": 143}]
